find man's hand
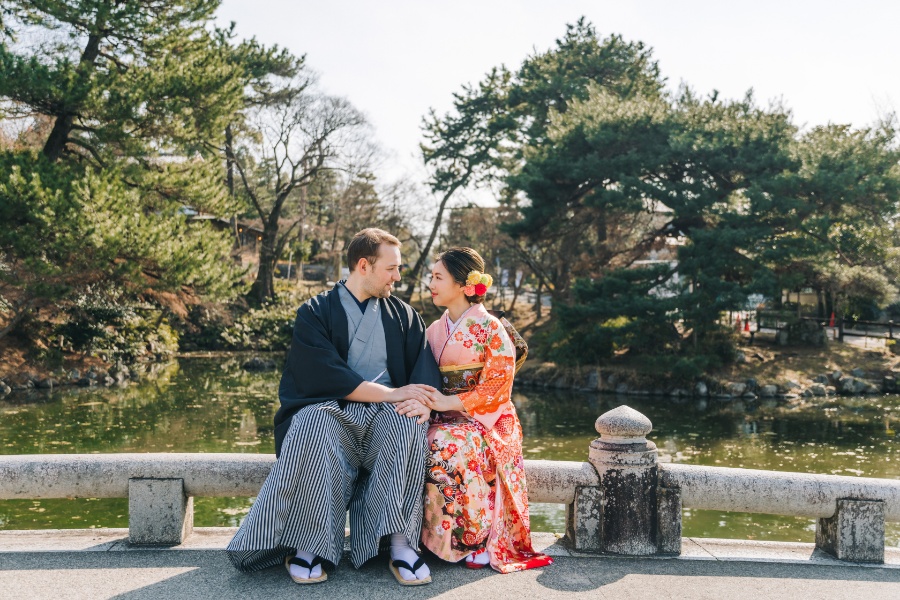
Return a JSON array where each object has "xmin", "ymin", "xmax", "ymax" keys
[
  {"xmin": 385, "ymin": 384, "xmax": 436, "ymax": 405},
  {"xmin": 421, "ymin": 389, "xmax": 465, "ymax": 413},
  {"xmin": 393, "ymin": 398, "xmax": 432, "ymax": 424}
]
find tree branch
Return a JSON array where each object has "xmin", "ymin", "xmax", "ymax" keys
[
  {"xmin": 0, "ymin": 297, "xmax": 36, "ymax": 341},
  {"xmin": 66, "ymin": 136, "xmax": 106, "ymax": 168},
  {"xmin": 231, "ymin": 155, "xmax": 266, "ymax": 221}
]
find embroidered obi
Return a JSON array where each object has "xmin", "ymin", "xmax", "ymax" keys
[{"xmin": 438, "ymin": 361, "xmax": 485, "ymax": 394}]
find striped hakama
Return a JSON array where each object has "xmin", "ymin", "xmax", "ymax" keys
[
  {"xmin": 226, "ymin": 399, "xmax": 427, "ymax": 570},
  {"xmin": 228, "ymin": 282, "xmax": 440, "ymax": 574}
]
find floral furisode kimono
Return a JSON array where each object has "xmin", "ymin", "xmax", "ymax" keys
[{"xmin": 422, "ymin": 302, "xmax": 552, "ymax": 573}]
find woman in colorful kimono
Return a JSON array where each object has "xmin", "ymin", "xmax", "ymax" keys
[{"xmin": 418, "ymin": 247, "xmax": 552, "ymax": 573}]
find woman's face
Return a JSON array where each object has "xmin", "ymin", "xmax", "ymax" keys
[{"xmin": 429, "ymin": 260, "xmax": 465, "ymax": 308}]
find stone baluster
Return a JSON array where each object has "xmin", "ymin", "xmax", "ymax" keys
[
  {"xmin": 567, "ymin": 405, "xmax": 681, "ymax": 555},
  {"xmin": 589, "ymin": 405, "xmax": 660, "ymax": 554}
]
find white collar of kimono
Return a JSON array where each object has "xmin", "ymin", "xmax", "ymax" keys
[{"xmin": 446, "ymin": 304, "xmax": 477, "ymax": 336}]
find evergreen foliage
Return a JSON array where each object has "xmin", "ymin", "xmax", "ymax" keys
[
  {"xmin": 0, "ymin": 1, "xmax": 248, "ymax": 345},
  {"xmin": 0, "ymin": 1, "xmax": 241, "ymax": 166},
  {"xmin": 3, "ymin": 9, "xmax": 899, "ymax": 376},
  {"xmin": 424, "ymin": 19, "xmax": 900, "ymax": 370},
  {"xmin": 0, "ymin": 151, "xmax": 240, "ymax": 333}
]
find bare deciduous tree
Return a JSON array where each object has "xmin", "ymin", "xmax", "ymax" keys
[{"xmin": 230, "ymin": 74, "xmax": 369, "ymax": 303}]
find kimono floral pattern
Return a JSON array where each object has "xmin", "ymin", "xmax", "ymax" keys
[
  {"xmin": 423, "ymin": 414, "xmax": 494, "ymax": 558},
  {"xmin": 423, "ymin": 303, "xmax": 552, "ymax": 573}
]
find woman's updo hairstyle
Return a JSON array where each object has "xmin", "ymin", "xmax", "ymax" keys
[{"xmin": 436, "ymin": 247, "xmax": 487, "ymax": 304}]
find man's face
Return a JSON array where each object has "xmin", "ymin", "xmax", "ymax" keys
[{"xmin": 362, "ymin": 243, "xmax": 402, "ymax": 299}]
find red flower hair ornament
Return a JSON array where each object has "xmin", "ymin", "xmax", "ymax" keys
[{"xmin": 464, "ymin": 270, "xmax": 493, "ymax": 297}]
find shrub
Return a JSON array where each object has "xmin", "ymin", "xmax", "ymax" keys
[
  {"xmin": 844, "ymin": 297, "xmax": 882, "ymax": 322},
  {"xmin": 885, "ymin": 302, "xmax": 900, "ymax": 321},
  {"xmin": 220, "ymin": 282, "xmax": 318, "ymax": 351},
  {"xmin": 178, "ymin": 302, "xmax": 237, "ymax": 351},
  {"xmin": 105, "ymin": 316, "xmax": 179, "ymax": 362},
  {"xmin": 220, "ymin": 302, "xmax": 296, "ymax": 351},
  {"xmin": 55, "ymin": 286, "xmax": 136, "ymax": 354},
  {"xmin": 54, "ymin": 285, "xmax": 179, "ymax": 363}
]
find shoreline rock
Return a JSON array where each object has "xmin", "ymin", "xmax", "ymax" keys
[
  {"xmin": 241, "ymin": 356, "xmax": 277, "ymax": 372},
  {"xmin": 515, "ymin": 361, "xmax": 899, "ymax": 399}
]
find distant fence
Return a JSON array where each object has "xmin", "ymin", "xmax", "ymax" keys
[{"xmin": 752, "ymin": 311, "xmax": 895, "ymax": 343}]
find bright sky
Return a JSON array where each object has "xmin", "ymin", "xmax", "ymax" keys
[{"xmin": 218, "ymin": 0, "xmax": 900, "ymax": 191}]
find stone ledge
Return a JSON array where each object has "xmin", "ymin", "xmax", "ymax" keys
[
  {"xmin": 2, "ymin": 528, "xmax": 898, "ymax": 569},
  {"xmin": 0, "ymin": 455, "xmax": 595, "ymax": 505}
]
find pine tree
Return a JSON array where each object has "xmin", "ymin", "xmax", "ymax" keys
[
  {"xmin": 417, "ymin": 19, "xmax": 668, "ymax": 303},
  {"xmin": 0, "ymin": 1, "xmax": 250, "ymax": 340},
  {"xmin": 422, "ymin": 19, "xmax": 900, "ymax": 368}
]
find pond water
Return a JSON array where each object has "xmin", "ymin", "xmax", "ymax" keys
[{"xmin": 1, "ymin": 356, "xmax": 898, "ymax": 546}]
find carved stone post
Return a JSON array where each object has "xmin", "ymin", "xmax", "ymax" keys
[{"xmin": 590, "ymin": 405, "xmax": 659, "ymax": 555}]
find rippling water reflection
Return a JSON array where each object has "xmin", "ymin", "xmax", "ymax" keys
[{"xmin": 1, "ymin": 357, "xmax": 897, "ymax": 546}]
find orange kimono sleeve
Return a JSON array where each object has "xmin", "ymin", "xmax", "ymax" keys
[{"xmin": 457, "ymin": 324, "xmax": 516, "ymax": 430}]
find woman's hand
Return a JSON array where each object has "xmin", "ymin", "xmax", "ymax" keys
[
  {"xmin": 393, "ymin": 398, "xmax": 432, "ymax": 424},
  {"xmin": 385, "ymin": 384, "xmax": 435, "ymax": 405},
  {"xmin": 422, "ymin": 389, "xmax": 465, "ymax": 413}
]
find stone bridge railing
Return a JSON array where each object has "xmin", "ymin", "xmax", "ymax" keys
[{"xmin": 1, "ymin": 405, "xmax": 898, "ymax": 563}]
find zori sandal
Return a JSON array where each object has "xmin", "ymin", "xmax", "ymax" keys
[
  {"xmin": 389, "ymin": 556, "xmax": 432, "ymax": 586},
  {"xmin": 284, "ymin": 554, "xmax": 328, "ymax": 584}
]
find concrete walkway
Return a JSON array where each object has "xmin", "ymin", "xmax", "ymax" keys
[{"xmin": 1, "ymin": 529, "xmax": 899, "ymax": 600}]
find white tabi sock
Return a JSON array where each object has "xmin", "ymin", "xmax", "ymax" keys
[
  {"xmin": 390, "ymin": 533, "xmax": 430, "ymax": 581},
  {"xmin": 290, "ymin": 549, "xmax": 323, "ymax": 580},
  {"xmin": 465, "ymin": 546, "xmax": 490, "ymax": 566}
]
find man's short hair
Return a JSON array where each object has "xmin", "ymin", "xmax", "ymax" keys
[{"xmin": 347, "ymin": 228, "xmax": 401, "ymax": 272}]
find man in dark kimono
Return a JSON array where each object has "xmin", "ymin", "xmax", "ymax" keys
[{"xmin": 227, "ymin": 228, "xmax": 440, "ymax": 586}]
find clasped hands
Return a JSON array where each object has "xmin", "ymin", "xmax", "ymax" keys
[{"xmin": 387, "ymin": 384, "xmax": 463, "ymax": 424}]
